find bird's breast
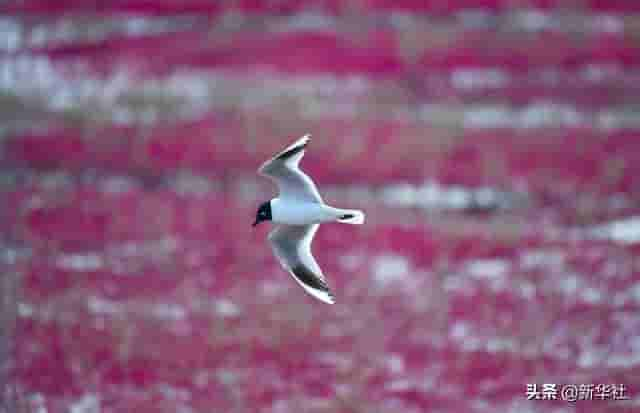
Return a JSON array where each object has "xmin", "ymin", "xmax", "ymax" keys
[{"xmin": 271, "ymin": 199, "xmax": 335, "ymax": 225}]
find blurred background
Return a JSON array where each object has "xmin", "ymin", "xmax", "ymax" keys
[{"xmin": 1, "ymin": 1, "xmax": 640, "ymax": 412}]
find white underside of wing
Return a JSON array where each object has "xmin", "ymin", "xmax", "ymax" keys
[
  {"xmin": 268, "ymin": 224, "xmax": 334, "ymax": 304},
  {"xmin": 289, "ymin": 271, "xmax": 335, "ymax": 304},
  {"xmin": 258, "ymin": 134, "xmax": 309, "ymax": 175},
  {"xmin": 258, "ymin": 135, "xmax": 323, "ymax": 203},
  {"xmin": 287, "ymin": 273, "xmax": 335, "ymax": 304}
]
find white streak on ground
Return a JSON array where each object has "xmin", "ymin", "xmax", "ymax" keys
[
  {"xmin": 590, "ymin": 215, "xmax": 640, "ymax": 244},
  {"xmin": 371, "ymin": 254, "xmax": 410, "ymax": 288},
  {"xmin": 56, "ymin": 253, "xmax": 104, "ymax": 272},
  {"xmin": 69, "ymin": 393, "xmax": 99, "ymax": 413}
]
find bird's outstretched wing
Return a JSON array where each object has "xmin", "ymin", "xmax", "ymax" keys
[
  {"xmin": 258, "ymin": 134, "xmax": 323, "ymax": 203},
  {"xmin": 268, "ymin": 224, "xmax": 334, "ymax": 304}
]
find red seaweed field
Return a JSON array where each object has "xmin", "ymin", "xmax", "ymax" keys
[{"xmin": 1, "ymin": 2, "xmax": 640, "ymax": 412}]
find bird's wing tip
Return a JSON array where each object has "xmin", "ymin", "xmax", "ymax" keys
[
  {"xmin": 315, "ymin": 290, "xmax": 335, "ymax": 305},
  {"xmin": 258, "ymin": 134, "xmax": 313, "ymax": 173},
  {"xmin": 310, "ymin": 286, "xmax": 335, "ymax": 305},
  {"xmin": 291, "ymin": 134, "xmax": 311, "ymax": 150},
  {"xmin": 286, "ymin": 134, "xmax": 311, "ymax": 151}
]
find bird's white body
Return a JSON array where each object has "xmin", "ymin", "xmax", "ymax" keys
[
  {"xmin": 256, "ymin": 134, "xmax": 365, "ymax": 304},
  {"xmin": 271, "ymin": 198, "xmax": 350, "ymax": 225}
]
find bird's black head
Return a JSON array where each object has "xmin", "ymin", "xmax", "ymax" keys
[{"xmin": 253, "ymin": 201, "xmax": 272, "ymax": 227}]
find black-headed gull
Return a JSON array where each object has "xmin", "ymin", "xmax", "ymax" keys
[{"xmin": 253, "ymin": 134, "xmax": 365, "ymax": 304}]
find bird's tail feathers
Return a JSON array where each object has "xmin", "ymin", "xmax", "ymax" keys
[{"xmin": 336, "ymin": 209, "xmax": 365, "ymax": 225}]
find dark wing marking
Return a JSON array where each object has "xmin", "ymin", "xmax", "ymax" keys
[
  {"xmin": 258, "ymin": 135, "xmax": 323, "ymax": 203},
  {"xmin": 268, "ymin": 224, "xmax": 334, "ymax": 304},
  {"xmin": 291, "ymin": 264, "xmax": 332, "ymax": 298},
  {"xmin": 274, "ymin": 139, "xmax": 307, "ymax": 162}
]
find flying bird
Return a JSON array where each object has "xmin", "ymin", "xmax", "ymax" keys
[{"xmin": 253, "ymin": 134, "xmax": 365, "ymax": 304}]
